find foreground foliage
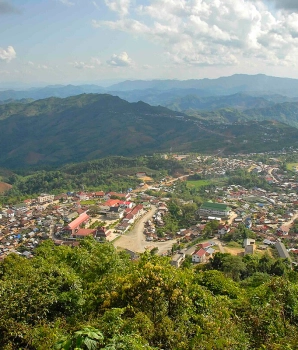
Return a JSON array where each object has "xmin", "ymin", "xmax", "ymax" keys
[{"xmin": 1, "ymin": 239, "xmax": 298, "ymax": 349}]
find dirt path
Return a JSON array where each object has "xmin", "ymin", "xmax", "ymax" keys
[{"xmin": 227, "ymin": 211, "xmax": 237, "ymax": 225}]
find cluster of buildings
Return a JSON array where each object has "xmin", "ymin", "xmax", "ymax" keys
[{"xmin": 0, "ymin": 190, "xmax": 148, "ymax": 259}]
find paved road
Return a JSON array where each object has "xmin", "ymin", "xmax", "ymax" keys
[{"xmin": 114, "ymin": 205, "xmax": 176, "ymax": 254}]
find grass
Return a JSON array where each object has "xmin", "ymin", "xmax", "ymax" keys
[
  {"xmin": 79, "ymin": 200, "xmax": 98, "ymax": 205},
  {"xmin": 286, "ymin": 163, "xmax": 298, "ymax": 171},
  {"xmin": 226, "ymin": 241, "xmax": 242, "ymax": 248},
  {"xmin": 186, "ymin": 179, "xmax": 212, "ymax": 189}
]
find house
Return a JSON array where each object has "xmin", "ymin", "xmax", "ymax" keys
[
  {"xmin": 106, "ymin": 206, "xmax": 124, "ymax": 219},
  {"xmin": 192, "ymin": 249, "xmax": 207, "ymax": 263},
  {"xmin": 243, "ymin": 238, "xmax": 255, "ymax": 247},
  {"xmin": 6, "ymin": 209, "xmax": 15, "ymax": 218},
  {"xmin": 277, "ymin": 225, "xmax": 289, "ymax": 236},
  {"xmin": 217, "ymin": 225, "xmax": 230, "ymax": 235},
  {"xmin": 95, "ymin": 227, "xmax": 111, "ymax": 240},
  {"xmin": 37, "ymin": 193, "xmax": 55, "ymax": 203},
  {"xmin": 171, "ymin": 252, "xmax": 185, "ymax": 267},
  {"xmin": 117, "ymin": 221, "xmax": 131, "ymax": 232},
  {"xmin": 197, "ymin": 242, "xmax": 212, "ymax": 250},
  {"xmin": 94, "ymin": 191, "xmax": 105, "ymax": 198},
  {"xmin": 205, "ymin": 247, "xmax": 215, "ymax": 257},
  {"xmin": 77, "ymin": 192, "xmax": 89, "ymax": 201},
  {"xmin": 263, "ymin": 239, "xmax": 276, "ymax": 246},
  {"xmin": 71, "ymin": 228, "xmax": 96, "ymax": 240},
  {"xmin": 198, "ymin": 202, "xmax": 231, "ymax": 218}
]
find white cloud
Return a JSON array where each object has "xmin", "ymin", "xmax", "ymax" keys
[
  {"xmin": 71, "ymin": 61, "xmax": 95, "ymax": 69},
  {"xmin": 91, "ymin": 57, "xmax": 101, "ymax": 65},
  {"xmin": 96, "ymin": 0, "xmax": 298, "ymax": 67},
  {"xmin": 26, "ymin": 61, "xmax": 50, "ymax": 69},
  {"xmin": 104, "ymin": 0, "xmax": 130, "ymax": 16},
  {"xmin": 0, "ymin": 45, "xmax": 16, "ymax": 62},
  {"xmin": 107, "ymin": 51, "xmax": 133, "ymax": 67}
]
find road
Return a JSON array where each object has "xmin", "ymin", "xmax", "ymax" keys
[
  {"xmin": 227, "ymin": 211, "xmax": 237, "ymax": 225},
  {"xmin": 267, "ymin": 167, "xmax": 279, "ymax": 183},
  {"xmin": 113, "ymin": 205, "xmax": 176, "ymax": 254}
]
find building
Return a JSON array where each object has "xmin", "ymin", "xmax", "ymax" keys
[
  {"xmin": 192, "ymin": 249, "xmax": 207, "ymax": 263},
  {"xmin": 275, "ymin": 241, "xmax": 290, "ymax": 260},
  {"xmin": 64, "ymin": 212, "xmax": 90, "ymax": 234},
  {"xmin": 71, "ymin": 228, "xmax": 96, "ymax": 240},
  {"xmin": 198, "ymin": 202, "xmax": 231, "ymax": 218},
  {"xmin": 244, "ymin": 238, "xmax": 255, "ymax": 255},
  {"xmin": 37, "ymin": 193, "xmax": 55, "ymax": 203},
  {"xmin": 171, "ymin": 252, "xmax": 185, "ymax": 267}
]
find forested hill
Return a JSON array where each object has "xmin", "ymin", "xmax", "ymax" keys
[
  {"xmin": 1, "ymin": 239, "xmax": 298, "ymax": 349},
  {"xmin": 186, "ymin": 102, "xmax": 298, "ymax": 127},
  {"xmin": 1, "ymin": 93, "xmax": 298, "ymax": 168},
  {"xmin": 0, "ymin": 94, "xmax": 191, "ymax": 168}
]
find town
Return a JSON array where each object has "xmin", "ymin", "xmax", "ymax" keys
[{"xmin": 1, "ymin": 150, "xmax": 298, "ymax": 268}]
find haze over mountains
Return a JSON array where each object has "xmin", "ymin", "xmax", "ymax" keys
[{"xmin": 1, "ymin": 74, "xmax": 298, "ymax": 102}]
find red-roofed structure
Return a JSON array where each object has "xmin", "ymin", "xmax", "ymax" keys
[
  {"xmin": 65, "ymin": 212, "xmax": 89, "ymax": 234},
  {"xmin": 192, "ymin": 249, "xmax": 207, "ymax": 263},
  {"xmin": 197, "ymin": 242, "xmax": 211, "ymax": 250},
  {"xmin": 94, "ymin": 191, "xmax": 105, "ymax": 197},
  {"xmin": 71, "ymin": 228, "xmax": 96, "ymax": 239}
]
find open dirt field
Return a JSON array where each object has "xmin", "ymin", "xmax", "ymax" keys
[{"xmin": 0, "ymin": 182, "xmax": 12, "ymax": 193}]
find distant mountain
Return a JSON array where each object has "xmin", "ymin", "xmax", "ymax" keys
[
  {"xmin": 1, "ymin": 74, "xmax": 298, "ymax": 104},
  {"xmin": 188, "ymin": 102, "xmax": 298, "ymax": 128},
  {"xmin": 109, "ymin": 74, "xmax": 298, "ymax": 97},
  {"xmin": 244, "ymin": 102, "xmax": 298, "ymax": 127},
  {"xmin": 0, "ymin": 94, "xmax": 297, "ymax": 168},
  {"xmin": 163, "ymin": 93, "xmax": 275, "ymax": 112},
  {"xmin": 0, "ymin": 84, "xmax": 105, "ymax": 101}
]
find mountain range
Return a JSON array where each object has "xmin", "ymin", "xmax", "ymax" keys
[
  {"xmin": 0, "ymin": 93, "xmax": 298, "ymax": 168},
  {"xmin": 1, "ymin": 74, "xmax": 298, "ymax": 103}
]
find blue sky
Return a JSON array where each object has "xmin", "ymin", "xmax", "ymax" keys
[{"xmin": 1, "ymin": 0, "xmax": 298, "ymax": 85}]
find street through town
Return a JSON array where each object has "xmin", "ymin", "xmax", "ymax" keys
[{"xmin": 113, "ymin": 205, "xmax": 176, "ymax": 254}]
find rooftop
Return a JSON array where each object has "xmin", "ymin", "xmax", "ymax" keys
[{"xmin": 200, "ymin": 202, "xmax": 230, "ymax": 210}]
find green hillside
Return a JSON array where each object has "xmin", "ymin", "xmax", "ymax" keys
[
  {"xmin": 1, "ymin": 239, "xmax": 298, "ymax": 349},
  {"xmin": 0, "ymin": 94, "xmax": 297, "ymax": 168},
  {"xmin": 187, "ymin": 102, "xmax": 298, "ymax": 128}
]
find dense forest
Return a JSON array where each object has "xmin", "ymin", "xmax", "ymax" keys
[
  {"xmin": 0, "ymin": 93, "xmax": 298, "ymax": 168},
  {"xmin": 0, "ymin": 238, "xmax": 297, "ymax": 349},
  {"xmin": 1, "ymin": 156, "xmax": 186, "ymax": 204}
]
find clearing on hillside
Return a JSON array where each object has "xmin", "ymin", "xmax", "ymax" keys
[{"xmin": 0, "ymin": 182, "xmax": 12, "ymax": 193}]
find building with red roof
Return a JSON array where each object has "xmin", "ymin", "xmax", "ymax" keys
[
  {"xmin": 192, "ymin": 249, "xmax": 207, "ymax": 263},
  {"xmin": 65, "ymin": 212, "xmax": 89, "ymax": 234},
  {"xmin": 71, "ymin": 228, "xmax": 96, "ymax": 239}
]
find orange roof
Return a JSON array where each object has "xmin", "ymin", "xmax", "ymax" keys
[
  {"xmin": 194, "ymin": 249, "xmax": 207, "ymax": 257},
  {"xmin": 72, "ymin": 228, "xmax": 96, "ymax": 236},
  {"xmin": 67, "ymin": 212, "xmax": 89, "ymax": 230}
]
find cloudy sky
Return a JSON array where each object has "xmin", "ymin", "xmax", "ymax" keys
[{"xmin": 1, "ymin": 0, "xmax": 298, "ymax": 85}]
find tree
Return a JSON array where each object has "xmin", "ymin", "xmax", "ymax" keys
[
  {"xmin": 222, "ymin": 255, "xmax": 247, "ymax": 281},
  {"xmin": 55, "ymin": 327, "xmax": 104, "ymax": 350}
]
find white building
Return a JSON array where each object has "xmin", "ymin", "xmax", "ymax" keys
[{"xmin": 37, "ymin": 193, "xmax": 55, "ymax": 203}]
